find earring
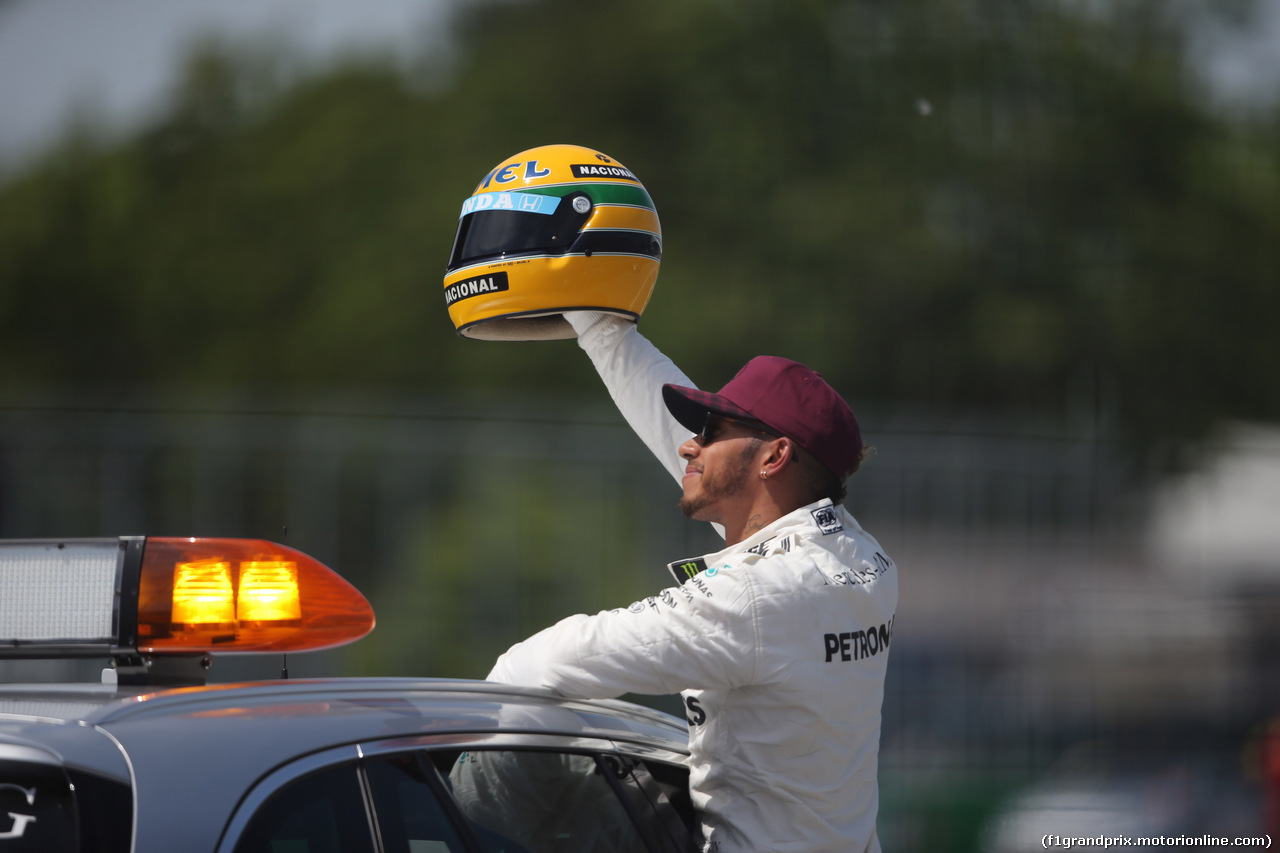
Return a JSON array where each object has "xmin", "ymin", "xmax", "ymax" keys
[{"xmin": 759, "ymin": 470, "xmax": 768, "ymax": 480}]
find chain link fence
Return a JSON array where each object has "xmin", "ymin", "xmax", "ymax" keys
[{"xmin": 2, "ymin": 392, "xmax": 1275, "ymax": 848}]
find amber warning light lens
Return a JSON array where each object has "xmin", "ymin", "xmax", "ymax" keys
[
  {"xmin": 238, "ymin": 561, "xmax": 302, "ymax": 622},
  {"xmin": 171, "ymin": 559, "xmax": 235, "ymax": 626},
  {"xmin": 136, "ymin": 538, "xmax": 374, "ymax": 654}
]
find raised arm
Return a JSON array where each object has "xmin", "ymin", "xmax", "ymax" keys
[{"xmin": 566, "ymin": 313, "xmax": 695, "ymax": 485}]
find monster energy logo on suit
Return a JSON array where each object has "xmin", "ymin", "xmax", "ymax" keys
[
  {"xmin": 667, "ymin": 557, "xmax": 708, "ymax": 585},
  {"xmin": 445, "ymin": 271, "xmax": 509, "ymax": 306}
]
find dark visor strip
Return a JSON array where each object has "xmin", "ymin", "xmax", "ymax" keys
[{"xmin": 572, "ymin": 230, "xmax": 662, "ymax": 260}]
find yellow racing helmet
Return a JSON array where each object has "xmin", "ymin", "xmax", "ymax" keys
[{"xmin": 443, "ymin": 144, "xmax": 661, "ymax": 340}]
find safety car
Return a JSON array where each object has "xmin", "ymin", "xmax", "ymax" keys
[{"xmin": 0, "ymin": 536, "xmax": 698, "ymax": 852}]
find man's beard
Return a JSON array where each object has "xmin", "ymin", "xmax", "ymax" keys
[{"xmin": 679, "ymin": 442, "xmax": 757, "ymax": 520}]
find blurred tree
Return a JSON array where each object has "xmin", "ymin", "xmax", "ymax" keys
[
  {"xmin": 0, "ymin": 0, "xmax": 1276, "ymax": 459},
  {"xmin": 360, "ymin": 457, "xmax": 663, "ymax": 678}
]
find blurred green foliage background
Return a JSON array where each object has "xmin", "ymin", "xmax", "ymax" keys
[
  {"xmin": 2, "ymin": 0, "xmax": 1277, "ymax": 453},
  {"xmin": 2, "ymin": 0, "xmax": 1279, "ymax": 848}
]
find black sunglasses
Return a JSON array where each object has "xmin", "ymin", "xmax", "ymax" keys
[{"xmin": 697, "ymin": 412, "xmax": 780, "ymax": 445}]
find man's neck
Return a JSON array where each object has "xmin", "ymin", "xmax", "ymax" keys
[{"xmin": 721, "ymin": 493, "xmax": 807, "ymax": 546}]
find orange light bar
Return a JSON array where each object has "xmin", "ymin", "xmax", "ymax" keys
[{"xmin": 136, "ymin": 538, "xmax": 374, "ymax": 654}]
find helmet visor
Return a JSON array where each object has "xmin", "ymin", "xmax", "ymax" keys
[{"xmin": 448, "ymin": 191, "xmax": 592, "ymax": 270}]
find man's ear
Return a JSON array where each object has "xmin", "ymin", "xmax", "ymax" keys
[{"xmin": 760, "ymin": 437, "xmax": 795, "ymax": 476}]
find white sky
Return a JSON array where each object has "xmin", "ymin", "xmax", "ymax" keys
[
  {"xmin": 1189, "ymin": 0, "xmax": 1280, "ymax": 110},
  {"xmin": 0, "ymin": 0, "xmax": 1278, "ymax": 172},
  {"xmin": 0, "ymin": 0, "xmax": 453, "ymax": 169}
]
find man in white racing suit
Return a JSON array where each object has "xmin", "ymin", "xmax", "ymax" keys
[{"xmin": 485, "ymin": 312, "xmax": 898, "ymax": 853}]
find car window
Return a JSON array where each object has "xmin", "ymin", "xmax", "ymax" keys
[
  {"xmin": 597, "ymin": 756, "xmax": 701, "ymax": 853},
  {"xmin": 363, "ymin": 754, "xmax": 470, "ymax": 853},
  {"xmin": 442, "ymin": 749, "xmax": 648, "ymax": 853},
  {"xmin": 65, "ymin": 768, "xmax": 132, "ymax": 853},
  {"xmin": 229, "ymin": 747, "xmax": 698, "ymax": 853},
  {"xmin": 0, "ymin": 759, "xmax": 77, "ymax": 853},
  {"xmin": 0, "ymin": 758, "xmax": 132, "ymax": 853},
  {"xmin": 233, "ymin": 763, "xmax": 376, "ymax": 853}
]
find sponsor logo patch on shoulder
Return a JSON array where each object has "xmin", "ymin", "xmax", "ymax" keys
[
  {"xmin": 811, "ymin": 506, "xmax": 843, "ymax": 535},
  {"xmin": 667, "ymin": 556, "xmax": 708, "ymax": 585},
  {"xmin": 444, "ymin": 271, "xmax": 509, "ymax": 306},
  {"xmin": 744, "ymin": 534, "xmax": 797, "ymax": 557}
]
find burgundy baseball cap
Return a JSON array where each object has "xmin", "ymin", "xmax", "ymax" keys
[{"xmin": 662, "ymin": 356, "xmax": 862, "ymax": 479}]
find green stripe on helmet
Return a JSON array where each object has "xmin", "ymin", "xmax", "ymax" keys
[{"xmin": 515, "ymin": 183, "xmax": 656, "ymax": 210}]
